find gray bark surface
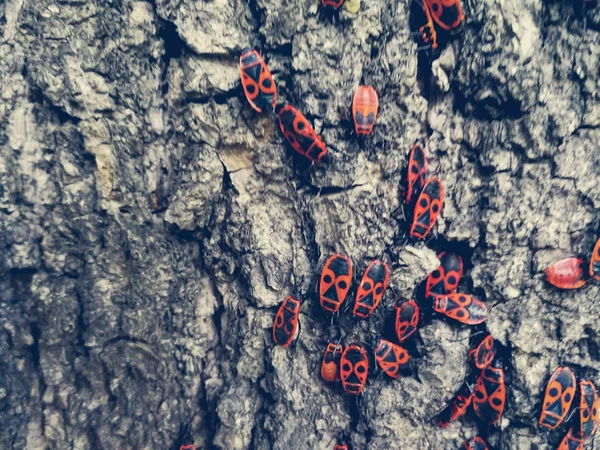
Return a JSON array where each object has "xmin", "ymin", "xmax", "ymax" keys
[{"xmin": 0, "ymin": 0, "xmax": 599, "ymax": 449}]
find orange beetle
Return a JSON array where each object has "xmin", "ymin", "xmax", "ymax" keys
[
  {"xmin": 539, "ymin": 366, "xmax": 576, "ymax": 429},
  {"xmin": 321, "ymin": 342, "xmax": 343, "ymax": 383},
  {"xmin": 545, "ymin": 257, "xmax": 588, "ymax": 290},
  {"xmin": 272, "ymin": 296, "xmax": 301, "ymax": 347},
  {"xmin": 340, "ymin": 344, "xmax": 368, "ymax": 395},
  {"xmin": 579, "ymin": 380, "xmax": 599, "ymax": 439},
  {"xmin": 557, "ymin": 427, "xmax": 583, "ymax": 450},
  {"xmin": 374, "ymin": 339, "xmax": 410, "ymax": 379},
  {"xmin": 352, "ymin": 86, "xmax": 378, "ymax": 135},
  {"xmin": 239, "ymin": 49, "xmax": 277, "ymax": 113}
]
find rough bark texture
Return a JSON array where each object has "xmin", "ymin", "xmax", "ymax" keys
[{"xmin": 1, "ymin": 0, "xmax": 599, "ymax": 449}]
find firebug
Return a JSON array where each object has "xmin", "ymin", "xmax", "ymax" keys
[
  {"xmin": 374, "ymin": 339, "xmax": 410, "ymax": 379},
  {"xmin": 434, "ymin": 293, "xmax": 487, "ymax": 325},
  {"xmin": 539, "ymin": 366, "xmax": 577, "ymax": 429},
  {"xmin": 410, "ymin": 177, "xmax": 444, "ymax": 240},
  {"xmin": 426, "ymin": 252, "xmax": 463, "ymax": 297},
  {"xmin": 394, "ymin": 298, "xmax": 420, "ymax": 342},
  {"xmin": 321, "ymin": 342, "xmax": 344, "ymax": 383},
  {"xmin": 545, "ymin": 257, "xmax": 588, "ymax": 290},
  {"xmin": 272, "ymin": 296, "xmax": 301, "ymax": 347},
  {"xmin": 320, "ymin": 254, "xmax": 353, "ymax": 314},
  {"xmin": 340, "ymin": 344, "xmax": 369, "ymax": 395},
  {"xmin": 353, "ymin": 260, "xmax": 390, "ymax": 319},
  {"xmin": 578, "ymin": 380, "xmax": 599, "ymax": 439},
  {"xmin": 352, "ymin": 86, "xmax": 378, "ymax": 135},
  {"xmin": 473, "ymin": 358, "xmax": 506, "ymax": 424},
  {"xmin": 468, "ymin": 335, "xmax": 497, "ymax": 370},
  {"xmin": 558, "ymin": 427, "xmax": 584, "ymax": 450},
  {"xmin": 405, "ymin": 141, "xmax": 428, "ymax": 204},
  {"xmin": 239, "ymin": 49, "xmax": 277, "ymax": 113},
  {"xmin": 276, "ymin": 104, "xmax": 328, "ymax": 163}
]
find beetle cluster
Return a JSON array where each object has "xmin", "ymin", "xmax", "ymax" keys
[
  {"xmin": 539, "ymin": 367, "xmax": 599, "ymax": 449},
  {"xmin": 268, "ymin": 140, "xmax": 503, "ymax": 449},
  {"xmin": 545, "ymin": 237, "xmax": 600, "ymax": 290},
  {"xmin": 426, "ymin": 251, "xmax": 503, "ymax": 436},
  {"xmin": 240, "ymin": 49, "xmax": 381, "ymax": 165}
]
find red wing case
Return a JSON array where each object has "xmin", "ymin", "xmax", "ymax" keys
[
  {"xmin": 276, "ymin": 105, "xmax": 328, "ymax": 162},
  {"xmin": 468, "ymin": 335, "xmax": 497, "ymax": 370},
  {"xmin": 539, "ymin": 366, "xmax": 577, "ymax": 429},
  {"xmin": 374, "ymin": 339, "xmax": 410, "ymax": 379},
  {"xmin": 352, "ymin": 86, "xmax": 378, "ymax": 135},
  {"xmin": 394, "ymin": 299, "xmax": 420, "ymax": 342},
  {"xmin": 410, "ymin": 177, "xmax": 444, "ymax": 240},
  {"xmin": 426, "ymin": 252, "xmax": 463, "ymax": 296},
  {"xmin": 272, "ymin": 296, "xmax": 301, "ymax": 347},
  {"xmin": 434, "ymin": 294, "xmax": 487, "ymax": 325},
  {"xmin": 406, "ymin": 141, "xmax": 428, "ymax": 204},
  {"xmin": 353, "ymin": 260, "xmax": 390, "ymax": 318},
  {"xmin": 579, "ymin": 380, "xmax": 599, "ymax": 439},
  {"xmin": 437, "ymin": 379, "xmax": 475, "ymax": 428},
  {"xmin": 320, "ymin": 254, "xmax": 353, "ymax": 313},
  {"xmin": 423, "ymin": 0, "xmax": 465, "ymax": 30},
  {"xmin": 590, "ymin": 237, "xmax": 600, "ymax": 281},
  {"xmin": 239, "ymin": 50, "xmax": 277, "ymax": 113},
  {"xmin": 340, "ymin": 345, "xmax": 368, "ymax": 395},
  {"xmin": 558, "ymin": 428, "xmax": 584, "ymax": 450},
  {"xmin": 321, "ymin": 342, "xmax": 344, "ymax": 383},
  {"xmin": 473, "ymin": 360, "xmax": 506, "ymax": 424},
  {"xmin": 545, "ymin": 257, "xmax": 588, "ymax": 289}
]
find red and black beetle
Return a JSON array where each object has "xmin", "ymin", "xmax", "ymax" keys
[
  {"xmin": 340, "ymin": 344, "xmax": 369, "ymax": 395},
  {"xmin": 437, "ymin": 376, "xmax": 476, "ymax": 428},
  {"xmin": 353, "ymin": 260, "xmax": 390, "ymax": 319},
  {"xmin": 405, "ymin": 140, "xmax": 428, "ymax": 204},
  {"xmin": 426, "ymin": 252, "xmax": 463, "ymax": 297},
  {"xmin": 473, "ymin": 358, "xmax": 506, "ymax": 424},
  {"xmin": 578, "ymin": 380, "xmax": 599, "ymax": 439},
  {"xmin": 434, "ymin": 294, "xmax": 487, "ymax": 325},
  {"xmin": 180, "ymin": 445, "xmax": 196, "ymax": 450},
  {"xmin": 333, "ymin": 441, "xmax": 349, "ymax": 450},
  {"xmin": 468, "ymin": 334, "xmax": 497, "ymax": 370},
  {"xmin": 394, "ymin": 298, "xmax": 420, "ymax": 342},
  {"xmin": 239, "ymin": 49, "xmax": 277, "ymax": 113},
  {"xmin": 320, "ymin": 254, "xmax": 353, "ymax": 314},
  {"xmin": 374, "ymin": 339, "xmax": 410, "ymax": 379},
  {"xmin": 558, "ymin": 427, "xmax": 584, "ymax": 450},
  {"xmin": 276, "ymin": 104, "xmax": 328, "ymax": 163},
  {"xmin": 272, "ymin": 296, "xmax": 301, "ymax": 347},
  {"xmin": 539, "ymin": 366, "xmax": 576, "ymax": 429},
  {"xmin": 545, "ymin": 257, "xmax": 588, "ymax": 290},
  {"xmin": 321, "ymin": 342, "xmax": 344, "ymax": 383},
  {"xmin": 352, "ymin": 86, "xmax": 379, "ymax": 135},
  {"xmin": 410, "ymin": 177, "xmax": 444, "ymax": 240}
]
